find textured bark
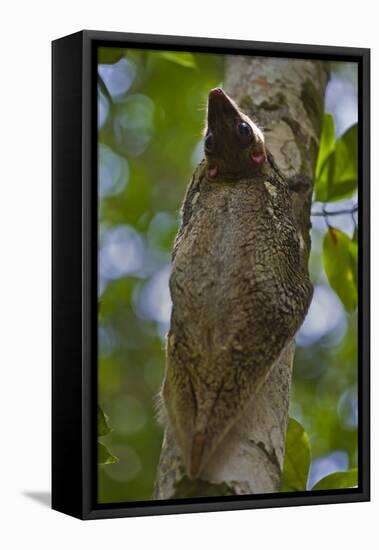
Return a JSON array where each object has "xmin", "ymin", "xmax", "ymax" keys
[{"xmin": 154, "ymin": 57, "xmax": 329, "ymax": 499}]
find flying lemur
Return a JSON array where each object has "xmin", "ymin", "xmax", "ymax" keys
[{"xmin": 161, "ymin": 87, "xmax": 313, "ymax": 479}]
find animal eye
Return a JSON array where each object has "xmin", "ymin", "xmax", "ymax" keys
[
  {"xmin": 237, "ymin": 121, "xmax": 252, "ymax": 137},
  {"xmin": 204, "ymin": 133, "xmax": 214, "ymax": 153}
]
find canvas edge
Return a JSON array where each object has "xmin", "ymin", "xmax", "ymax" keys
[{"xmin": 52, "ymin": 30, "xmax": 370, "ymax": 520}]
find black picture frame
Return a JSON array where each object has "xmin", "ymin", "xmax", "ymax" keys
[{"xmin": 52, "ymin": 30, "xmax": 370, "ymax": 520}]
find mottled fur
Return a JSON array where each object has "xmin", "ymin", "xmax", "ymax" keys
[{"xmin": 160, "ymin": 89, "xmax": 313, "ymax": 479}]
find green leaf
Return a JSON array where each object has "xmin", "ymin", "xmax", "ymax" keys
[
  {"xmin": 159, "ymin": 51, "xmax": 196, "ymax": 69},
  {"xmin": 314, "ymin": 114, "xmax": 336, "ymax": 202},
  {"xmin": 315, "ymin": 113, "xmax": 336, "ymax": 180},
  {"xmin": 312, "ymin": 468, "xmax": 358, "ymax": 490},
  {"xmin": 281, "ymin": 418, "xmax": 312, "ymax": 492},
  {"xmin": 328, "ymin": 124, "xmax": 358, "ymax": 201},
  {"xmin": 98, "ymin": 442, "xmax": 119, "ymax": 464},
  {"xmin": 349, "ymin": 233, "xmax": 358, "ymax": 287},
  {"xmin": 315, "ymin": 120, "xmax": 358, "ymax": 202},
  {"xmin": 98, "ymin": 406, "xmax": 118, "ymax": 464},
  {"xmin": 98, "ymin": 405, "xmax": 111, "ymax": 437},
  {"xmin": 323, "ymin": 227, "xmax": 358, "ymax": 312}
]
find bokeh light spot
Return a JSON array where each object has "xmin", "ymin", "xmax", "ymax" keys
[
  {"xmin": 98, "ymin": 58, "xmax": 137, "ymax": 98},
  {"xmin": 109, "ymin": 394, "xmax": 147, "ymax": 435},
  {"xmin": 308, "ymin": 450, "xmax": 349, "ymax": 489},
  {"xmin": 98, "ymin": 88, "xmax": 109, "ymax": 129},
  {"xmin": 133, "ymin": 264, "xmax": 172, "ymax": 335},
  {"xmin": 103, "ymin": 445, "xmax": 142, "ymax": 482},
  {"xmin": 99, "ymin": 225, "xmax": 145, "ymax": 283},
  {"xmin": 325, "ymin": 65, "xmax": 358, "ymax": 137},
  {"xmin": 296, "ymin": 284, "xmax": 347, "ymax": 347},
  {"xmin": 338, "ymin": 386, "xmax": 358, "ymax": 429},
  {"xmin": 113, "ymin": 94, "xmax": 155, "ymax": 156},
  {"xmin": 99, "ymin": 144, "xmax": 129, "ymax": 198}
]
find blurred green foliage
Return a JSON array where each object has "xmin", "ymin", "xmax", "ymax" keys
[
  {"xmin": 282, "ymin": 418, "xmax": 311, "ymax": 492},
  {"xmin": 97, "ymin": 48, "xmax": 358, "ymax": 503},
  {"xmin": 323, "ymin": 227, "xmax": 358, "ymax": 312},
  {"xmin": 98, "ymin": 406, "xmax": 119, "ymax": 465},
  {"xmin": 282, "ymin": 418, "xmax": 357, "ymax": 492},
  {"xmin": 311, "ymin": 468, "xmax": 358, "ymax": 490},
  {"xmin": 315, "ymin": 114, "xmax": 358, "ymax": 202}
]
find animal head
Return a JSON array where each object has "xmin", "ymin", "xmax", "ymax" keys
[{"xmin": 204, "ymin": 87, "xmax": 266, "ymax": 181}]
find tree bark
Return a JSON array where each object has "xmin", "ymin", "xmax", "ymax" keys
[{"xmin": 154, "ymin": 56, "xmax": 329, "ymax": 499}]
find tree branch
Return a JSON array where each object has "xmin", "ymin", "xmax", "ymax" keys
[{"xmin": 311, "ymin": 204, "xmax": 358, "ymax": 217}]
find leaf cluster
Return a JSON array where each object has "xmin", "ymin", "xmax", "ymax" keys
[{"xmin": 282, "ymin": 418, "xmax": 357, "ymax": 491}]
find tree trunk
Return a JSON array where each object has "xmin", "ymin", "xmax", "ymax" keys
[{"xmin": 154, "ymin": 56, "xmax": 329, "ymax": 499}]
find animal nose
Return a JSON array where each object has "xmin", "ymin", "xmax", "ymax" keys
[{"xmin": 209, "ymin": 87, "xmax": 225, "ymax": 99}]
